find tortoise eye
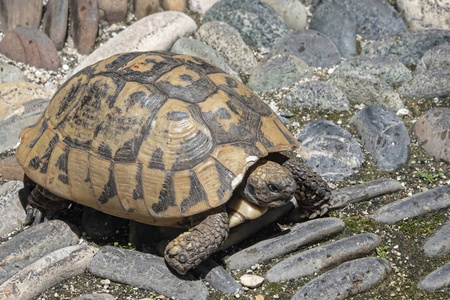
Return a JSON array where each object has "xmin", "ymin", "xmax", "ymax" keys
[{"xmin": 268, "ymin": 184, "xmax": 280, "ymax": 193}]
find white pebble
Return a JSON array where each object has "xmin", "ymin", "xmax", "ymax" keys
[{"xmin": 240, "ymin": 274, "xmax": 264, "ymax": 288}]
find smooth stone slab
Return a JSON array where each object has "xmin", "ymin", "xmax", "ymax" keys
[
  {"xmin": 0, "ymin": 220, "xmax": 80, "ymax": 284},
  {"xmin": 72, "ymin": 11, "xmax": 197, "ymax": 74},
  {"xmin": 0, "ymin": 0, "xmax": 42, "ymax": 30},
  {"xmin": 266, "ymin": 233, "xmax": 381, "ymax": 282},
  {"xmin": 398, "ymin": 69, "xmax": 450, "ymax": 98},
  {"xmin": 0, "ymin": 62, "xmax": 27, "ymax": 84},
  {"xmin": 282, "ymin": 80, "xmax": 349, "ymax": 111},
  {"xmin": 98, "ymin": 0, "xmax": 127, "ymax": 24},
  {"xmin": 416, "ymin": 42, "xmax": 450, "ymax": 73},
  {"xmin": 70, "ymin": 0, "xmax": 99, "ymax": 54},
  {"xmin": 291, "ymin": 257, "xmax": 392, "ymax": 300},
  {"xmin": 371, "ymin": 185, "xmax": 450, "ymax": 224},
  {"xmin": 42, "ymin": 0, "xmax": 69, "ymax": 50},
  {"xmin": 247, "ymin": 53, "xmax": 311, "ymax": 92},
  {"xmin": 262, "ymin": 0, "xmax": 307, "ymax": 30},
  {"xmin": 330, "ymin": 178, "xmax": 403, "ymax": 209},
  {"xmin": 296, "ymin": 120, "xmax": 363, "ymax": 181},
  {"xmin": 0, "ymin": 156, "xmax": 24, "ymax": 181},
  {"xmin": 349, "ymin": 105, "xmax": 410, "ymax": 171},
  {"xmin": 226, "ymin": 218, "xmax": 345, "ymax": 270},
  {"xmin": 0, "ymin": 245, "xmax": 98, "ymax": 300},
  {"xmin": 417, "ymin": 262, "xmax": 450, "ymax": 292},
  {"xmin": 72, "ymin": 294, "xmax": 116, "ymax": 300},
  {"xmin": 89, "ymin": 246, "xmax": 208, "ymax": 300},
  {"xmin": 0, "ymin": 181, "xmax": 25, "ymax": 238},
  {"xmin": 131, "ymin": 0, "xmax": 162, "ymax": 19},
  {"xmin": 422, "ymin": 220, "xmax": 450, "ymax": 256}
]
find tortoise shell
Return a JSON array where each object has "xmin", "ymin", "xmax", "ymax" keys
[{"xmin": 16, "ymin": 52, "xmax": 299, "ymax": 226}]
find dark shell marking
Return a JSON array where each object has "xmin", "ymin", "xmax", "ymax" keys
[{"xmin": 16, "ymin": 51, "xmax": 298, "ymax": 226}]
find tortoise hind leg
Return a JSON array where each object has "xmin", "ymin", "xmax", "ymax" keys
[
  {"xmin": 25, "ymin": 184, "xmax": 70, "ymax": 225},
  {"xmin": 164, "ymin": 208, "xmax": 229, "ymax": 275}
]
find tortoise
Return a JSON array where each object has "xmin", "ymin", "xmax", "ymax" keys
[{"xmin": 16, "ymin": 51, "xmax": 331, "ymax": 275}]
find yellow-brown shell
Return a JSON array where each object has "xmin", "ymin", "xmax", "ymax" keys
[{"xmin": 16, "ymin": 51, "xmax": 299, "ymax": 226}]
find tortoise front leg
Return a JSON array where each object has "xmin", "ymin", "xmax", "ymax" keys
[
  {"xmin": 164, "ymin": 208, "xmax": 229, "ymax": 275},
  {"xmin": 25, "ymin": 185, "xmax": 70, "ymax": 225}
]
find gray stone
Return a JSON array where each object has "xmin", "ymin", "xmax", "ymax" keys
[
  {"xmin": 291, "ymin": 257, "xmax": 392, "ymax": 300},
  {"xmin": 0, "ymin": 245, "xmax": 98, "ymax": 300},
  {"xmin": 309, "ymin": 2, "xmax": 356, "ymax": 58},
  {"xmin": 330, "ymin": 178, "xmax": 403, "ymax": 209},
  {"xmin": 226, "ymin": 218, "xmax": 345, "ymax": 270},
  {"xmin": 416, "ymin": 42, "xmax": 450, "ymax": 73},
  {"xmin": 397, "ymin": 0, "xmax": 450, "ymax": 31},
  {"xmin": 247, "ymin": 53, "xmax": 311, "ymax": 92},
  {"xmin": 296, "ymin": 120, "xmax": 363, "ymax": 181},
  {"xmin": 332, "ymin": 56, "xmax": 412, "ymax": 86},
  {"xmin": 72, "ymin": 294, "xmax": 116, "ymax": 300},
  {"xmin": 423, "ymin": 220, "xmax": 450, "ymax": 256},
  {"xmin": 262, "ymin": 0, "xmax": 308, "ymax": 30},
  {"xmin": 189, "ymin": 0, "xmax": 220, "ymax": 14},
  {"xmin": 330, "ymin": 73, "xmax": 403, "ymax": 110},
  {"xmin": 282, "ymin": 80, "xmax": 349, "ymax": 111},
  {"xmin": 273, "ymin": 30, "xmax": 341, "ymax": 68},
  {"xmin": 0, "ymin": 181, "xmax": 25, "ymax": 238},
  {"xmin": 362, "ymin": 29, "xmax": 450, "ymax": 66},
  {"xmin": 195, "ymin": 21, "xmax": 257, "ymax": 74},
  {"xmin": 371, "ymin": 185, "xmax": 450, "ymax": 224},
  {"xmin": 0, "ymin": 220, "xmax": 80, "ymax": 284},
  {"xmin": 89, "ymin": 246, "xmax": 209, "ymax": 300},
  {"xmin": 267, "ymin": 233, "xmax": 381, "ymax": 282},
  {"xmin": 42, "ymin": 0, "xmax": 69, "ymax": 50},
  {"xmin": 0, "ymin": 62, "xmax": 27, "ymax": 84},
  {"xmin": 398, "ymin": 69, "xmax": 450, "ymax": 98},
  {"xmin": 417, "ymin": 262, "xmax": 450, "ymax": 292},
  {"xmin": 349, "ymin": 105, "xmax": 410, "ymax": 171},
  {"xmin": 170, "ymin": 37, "xmax": 239, "ymax": 79}
]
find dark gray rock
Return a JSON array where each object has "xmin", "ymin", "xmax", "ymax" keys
[
  {"xmin": 362, "ymin": 29, "xmax": 450, "ymax": 66},
  {"xmin": 309, "ymin": 2, "xmax": 356, "ymax": 58},
  {"xmin": 247, "ymin": 53, "xmax": 311, "ymax": 92},
  {"xmin": 330, "ymin": 178, "xmax": 403, "ymax": 209},
  {"xmin": 282, "ymin": 80, "xmax": 349, "ymax": 111},
  {"xmin": 0, "ymin": 220, "xmax": 79, "ymax": 284},
  {"xmin": 89, "ymin": 246, "xmax": 209, "ymax": 300},
  {"xmin": 416, "ymin": 42, "xmax": 450, "ymax": 73},
  {"xmin": 291, "ymin": 257, "xmax": 392, "ymax": 300},
  {"xmin": 349, "ymin": 105, "xmax": 410, "ymax": 171},
  {"xmin": 331, "ymin": 56, "xmax": 412, "ymax": 86},
  {"xmin": 296, "ymin": 120, "xmax": 363, "ymax": 181},
  {"xmin": 267, "ymin": 233, "xmax": 381, "ymax": 282},
  {"xmin": 72, "ymin": 294, "xmax": 116, "ymax": 300},
  {"xmin": 273, "ymin": 30, "xmax": 341, "ymax": 68},
  {"xmin": 398, "ymin": 69, "xmax": 450, "ymax": 98},
  {"xmin": 371, "ymin": 185, "xmax": 450, "ymax": 224},
  {"xmin": 423, "ymin": 220, "xmax": 450, "ymax": 257},
  {"xmin": 417, "ymin": 262, "xmax": 450, "ymax": 292},
  {"xmin": 0, "ymin": 181, "xmax": 25, "ymax": 237},
  {"xmin": 226, "ymin": 218, "xmax": 345, "ymax": 270},
  {"xmin": 0, "ymin": 61, "xmax": 27, "ymax": 84},
  {"xmin": 42, "ymin": 0, "xmax": 69, "ymax": 50}
]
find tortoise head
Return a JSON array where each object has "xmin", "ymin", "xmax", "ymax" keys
[{"xmin": 242, "ymin": 160, "xmax": 296, "ymax": 207}]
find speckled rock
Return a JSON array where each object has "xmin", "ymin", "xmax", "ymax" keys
[
  {"xmin": 42, "ymin": 0, "xmax": 69, "ymax": 50},
  {"xmin": 247, "ymin": 53, "xmax": 311, "ymax": 92},
  {"xmin": 273, "ymin": 30, "xmax": 341, "ymax": 68},
  {"xmin": 70, "ymin": 0, "xmax": 99, "ymax": 54},
  {"xmin": 350, "ymin": 105, "xmax": 410, "ymax": 171},
  {"xmin": 0, "ymin": 156, "xmax": 24, "ymax": 181},
  {"xmin": 422, "ymin": 220, "xmax": 450, "ymax": 256},
  {"xmin": 296, "ymin": 120, "xmax": 363, "ymax": 181},
  {"xmin": 282, "ymin": 80, "xmax": 349, "ymax": 111},
  {"xmin": 416, "ymin": 43, "xmax": 450, "ymax": 73},
  {"xmin": 262, "ymin": 0, "xmax": 307, "ymax": 30},
  {"xmin": 98, "ymin": 0, "xmax": 127, "ymax": 23},
  {"xmin": 397, "ymin": 0, "xmax": 450, "ymax": 31},
  {"xmin": 413, "ymin": 107, "xmax": 450, "ymax": 163},
  {"xmin": 417, "ymin": 262, "xmax": 450, "ymax": 292},
  {"xmin": 0, "ymin": 181, "xmax": 25, "ymax": 238},
  {"xmin": 131, "ymin": 0, "xmax": 161, "ymax": 19},
  {"xmin": 189, "ymin": 0, "xmax": 220, "ymax": 14},
  {"xmin": 0, "ymin": 61, "xmax": 27, "ymax": 84},
  {"xmin": 0, "ymin": 0, "xmax": 42, "ymax": 30},
  {"xmin": 398, "ymin": 69, "xmax": 450, "ymax": 98},
  {"xmin": 309, "ymin": 2, "xmax": 356, "ymax": 58}
]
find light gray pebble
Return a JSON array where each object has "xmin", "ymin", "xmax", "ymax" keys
[
  {"xmin": 416, "ymin": 42, "xmax": 450, "ymax": 73},
  {"xmin": 266, "ymin": 233, "xmax": 381, "ymax": 282},
  {"xmin": 0, "ymin": 61, "xmax": 27, "ymax": 84},
  {"xmin": 291, "ymin": 257, "xmax": 392, "ymax": 300},
  {"xmin": 261, "ymin": 0, "xmax": 308, "ymax": 30},
  {"xmin": 89, "ymin": 246, "xmax": 208, "ymax": 300},
  {"xmin": 226, "ymin": 217, "xmax": 345, "ymax": 270},
  {"xmin": 422, "ymin": 220, "xmax": 450, "ymax": 257},
  {"xmin": 0, "ymin": 181, "xmax": 25, "ymax": 238},
  {"xmin": 417, "ymin": 262, "xmax": 450, "ymax": 292},
  {"xmin": 72, "ymin": 293, "xmax": 116, "ymax": 300},
  {"xmin": 350, "ymin": 105, "xmax": 410, "ymax": 171},
  {"xmin": 371, "ymin": 185, "xmax": 450, "ymax": 224},
  {"xmin": 398, "ymin": 69, "xmax": 450, "ymax": 98}
]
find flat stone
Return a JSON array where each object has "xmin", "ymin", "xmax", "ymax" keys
[
  {"xmin": 262, "ymin": 0, "xmax": 308, "ymax": 30},
  {"xmin": 0, "ymin": 27, "xmax": 60, "ymax": 71},
  {"xmin": 417, "ymin": 262, "xmax": 450, "ymax": 292},
  {"xmin": 291, "ymin": 257, "xmax": 392, "ymax": 300},
  {"xmin": 282, "ymin": 80, "xmax": 349, "ymax": 111},
  {"xmin": 330, "ymin": 73, "xmax": 403, "ymax": 110},
  {"xmin": 0, "ymin": 245, "xmax": 98, "ymax": 300},
  {"xmin": 266, "ymin": 233, "xmax": 381, "ymax": 282},
  {"xmin": 296, "ymin": 120, "xmax": 363, "ymax": 181},
  {"xmin": 309, "ymin": 2, "xmax": 356, "ymax": 58},
  {"xmin": 0, "ymin": 61, "xmax": 27, "ymax": 84},
  {"xmin": 195, "ymin": 21, "xmax": 257, "ymax": 74},
  {"xmin": 0, "ymin": 156, "xmax": 24, "ymax": 181},
  {"xmin": 0, "ymin": 220, "xmax": 80, "ymax": 284},
  {"xmin": 226, "ymin": 218, "xmax": 345, "ymax": 270},
  {"xmin": 98, "ymin": 0, "xmax": 127, "ymax": 23},
  {"xmin": 193, "ymin": 259, "xmax": 243, "ymax": 296},
  {"xmin": 416, "ymin": 42, "xmax": 450, "ymax": 73},
  {"xmin": 423, "ymin": 220, "xmax": 450, "ymax": 256},
  {"xmin": 42, "ymin": 0, "xmax": 69, "ymax": 50},
  {"xmin": 0, "ymin": 0, "xmax": 42, "ymax": 30},
  {"xmin": 72, "ymin": 11, "xmax": 197, "ymax": 74},
  {"xmin": 70, "ymin": 0, "xmax": 99, "ymax": 55},
  {"xmin": 247, "ymin": 53, "xmax": 311, "ymax": 92},
  {"xmin": 240, "ymin": 274, "xmax": 264, "ymax": 289},
  {"xmin": 89, "ymin": 246, "xmax": 209, "ymax": 300},
  {"xmin": 189, "ymin": 0, "xmax": 220, "ymax": 14},
  {"xmin": 273, "ymin": 30, "xmax": 341, "ymax": 68},
  {"xmin": 349, "ymin": 105, "xmax": 410, "ymax": 171},
  {"xmin": 0, "ymin": 181, "xmax": 25, "ymax": 238},
  {"xmin": 397, "ymin": 0, "xmax": 450, "ymax": 31},
  {"xmin": 398, "ymin": 69, "xmax": 450, "ymax": 98},
  {"xmin": 330, "ymin": 178, "xmax": 403, "ymax": 209},
  {"xmin": 72, "ymin": 294, "xmax": 116, "ymax": 300},
  {"xmin": 371, "ymin": 185, "xmax": 450, "ymax": 224}
]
